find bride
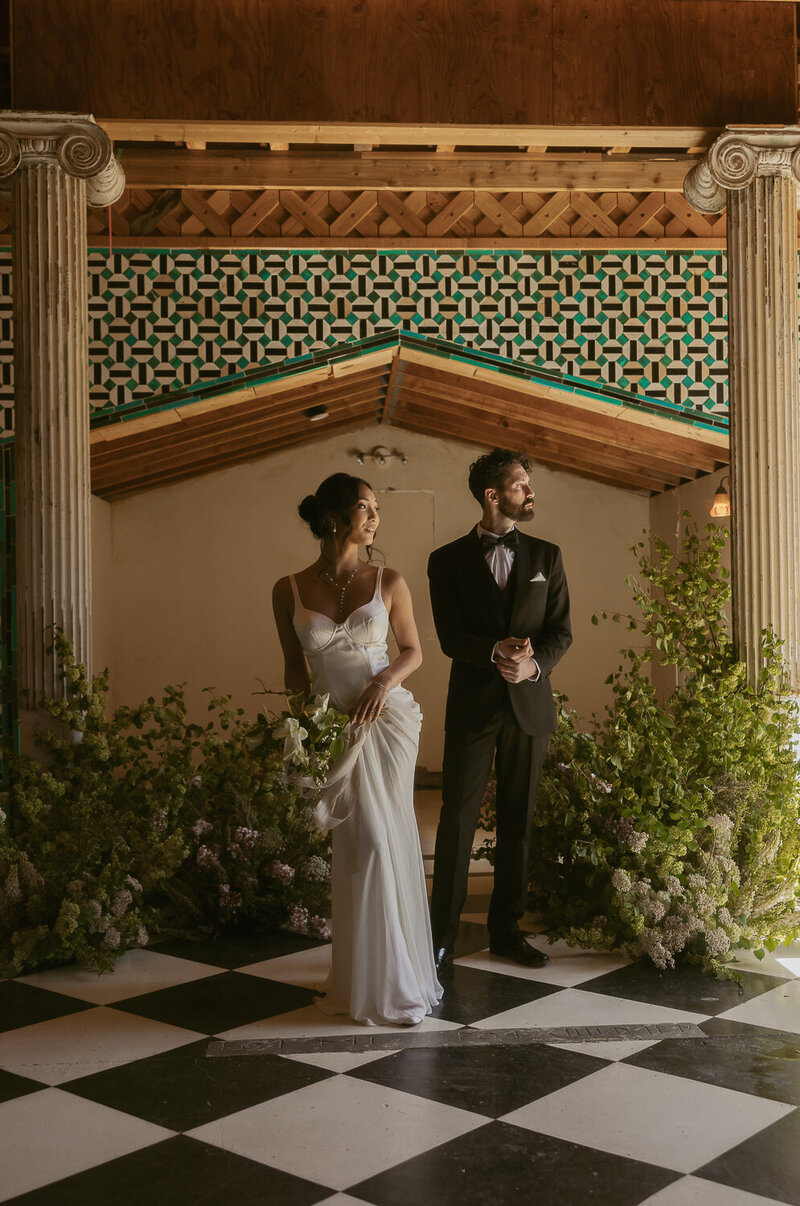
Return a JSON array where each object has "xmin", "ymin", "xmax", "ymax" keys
[{"xmin": 272, "ymin": 472, "xmax": 442, "ymax": 1026}]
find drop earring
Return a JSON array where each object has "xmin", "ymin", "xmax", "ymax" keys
[{"xmin": 332, "ymin": 522, "xmax": 337, "ymax": 534}]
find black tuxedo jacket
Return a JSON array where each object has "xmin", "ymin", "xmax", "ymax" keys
[{"xmin": 427, "ymin": 528, "xmax": 572, "ymax": 737}]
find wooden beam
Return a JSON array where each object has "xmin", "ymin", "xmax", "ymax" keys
[
  {"xmin": 395, "ymin": 388, "xmax": 688, "ymax": 487},
  {"xmin": 396, "ymin": 412, "xmax": 655, "ymax": 494},
  {"xmin": 397, "ymin": 364, "xmax": 727, "ymax": 472},
  {"xmin": 90, "ymin": 386, "xmax": 387, "ymax": 468},
  {"xmin": 398, "ymin": 348, "xmax": 729, "ymax": 452},
  {"xmin": 120, "ymin": 149, "xmax": 694, "ymax": 192},
  {"xmin": 91, "ymin": 401, "xmax": 379, "ymax": 486},
  {"xmin": 99, "ymin": 120, "xmax": 718, "ymax": 151},
  {"xmin": 92, "ymin": 417, "xmax": 372, "ymax": 499}
]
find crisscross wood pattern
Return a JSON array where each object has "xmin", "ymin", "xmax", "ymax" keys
[{"xmin": 49, "ymin": 187, "xmax": 737, "ymax": 248}]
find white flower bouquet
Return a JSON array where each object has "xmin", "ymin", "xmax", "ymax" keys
[{"xmin": 273, "ymin": 692, "xmax": 351, "ymax": 791}]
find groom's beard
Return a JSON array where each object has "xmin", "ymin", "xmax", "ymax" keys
[{"xmin": 499, "ymin": 498, "xmax": 535, "ymax": 523}]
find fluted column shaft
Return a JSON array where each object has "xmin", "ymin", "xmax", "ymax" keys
[
  {"xmin": 0, "ymin": 113, "xmax": 124, "ymax": 743},
  {"xmin": 13, "ymin": 155, "xmax": 91, "ymax": 702},
  {"xmin": 685, "ymin": 128, "xmax": 800, "ymax": 690},
  {"xmin": 727, "ymin": 174, "xmax": 800, "ymax": 688}
]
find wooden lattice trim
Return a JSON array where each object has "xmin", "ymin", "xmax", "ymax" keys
[{"xmin": 67, "ymin": 187, "xmax": 736, "ymax": 247}]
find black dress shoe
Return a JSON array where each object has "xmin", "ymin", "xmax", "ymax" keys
[
  {"xmin": 489, "ymin": 933, "xmax": 549, "ymax": 967},
  {"xmin": 433, "ymin": 946, "xmax": 453, "ymax": 974}
]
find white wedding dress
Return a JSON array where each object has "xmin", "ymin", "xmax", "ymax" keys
[{"xmin": 290, "ymin": 569, "xmax": 442, "ymax": 1025}]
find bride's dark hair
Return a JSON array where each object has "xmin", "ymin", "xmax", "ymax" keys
[{"xmin": 298, "ymin": 473, "xmax": 374, "ymax": 543}]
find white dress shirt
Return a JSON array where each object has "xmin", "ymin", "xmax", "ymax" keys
[
  {"xmin": 477, "ymin": 523, "xmax": 541, "ymax": 682},
  {"xmin": 477, "ymin": 522, "xmax": 515, "ymax": 589}
]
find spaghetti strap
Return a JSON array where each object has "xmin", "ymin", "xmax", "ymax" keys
[
  {"xmin": 374, "ymin": 565, "xmax": 384, "ymax": 601},
  {"xmin": 288, "ymin": 574, "xmax": 301, "ymax": 607}
]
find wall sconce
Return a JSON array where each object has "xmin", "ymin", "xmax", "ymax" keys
[
  {"xmin": 710, "ymin": 475, "xmax": 731, "ymax": 518},
  {"xmin": 355, "ymin": 445, "xmax": 408, "ymax": 468}
]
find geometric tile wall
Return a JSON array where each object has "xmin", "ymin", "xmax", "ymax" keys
[{"xmin": 0, "ymin": 248, "xmax": 730, "ymax": 439}]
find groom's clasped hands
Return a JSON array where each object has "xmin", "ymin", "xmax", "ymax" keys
[{"xmin": 494, "ymin": 635, "xmax": 538, "ymax": 683}]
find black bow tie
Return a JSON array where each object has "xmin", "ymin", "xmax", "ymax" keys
[{"xmin": 480, "ymin": 530, "xmax": 518, "ymax": 551}]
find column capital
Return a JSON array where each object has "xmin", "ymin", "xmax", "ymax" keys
[
  {"xmin": 0, "ymin": 111, "xmax": 125, "ymax": 206},
  {"xmin": 684, "ymin": 125, "xmax": 800, "ymax": 214}
]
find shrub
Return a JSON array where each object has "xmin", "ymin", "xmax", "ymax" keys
[
  {"xmin": 477, "ymin": 521, "xmax": 800, "ymax": 976},
  {"xmin": 0, "ymin": 634, "xmax": 333, "ymax": 977}
]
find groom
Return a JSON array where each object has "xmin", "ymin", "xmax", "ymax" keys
[{"xmin": 427, "ymin": 448, "xmax": 572, "ymax": 971}]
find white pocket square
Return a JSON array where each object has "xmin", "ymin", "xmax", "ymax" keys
[{"xmin": 530, "ymin": 572, "xmax": 547, "ymax": 582}]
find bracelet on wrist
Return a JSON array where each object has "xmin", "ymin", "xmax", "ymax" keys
[{"xmin": 372, "ymin": 679, "xmax": 389, "ymax": 693}]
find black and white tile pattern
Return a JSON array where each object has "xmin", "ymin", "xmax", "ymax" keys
[{"xmin": 1, "ymin": 927, "xmax": 798, "ymax": 1204}]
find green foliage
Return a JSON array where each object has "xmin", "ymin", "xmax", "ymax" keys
[
  {"xmin": 0, "ymin": 633, "xmax": 332, "ymax": 978},
  {"xmin": 478, "ymin": 520, "xmax": 800, "ymax": 975}
]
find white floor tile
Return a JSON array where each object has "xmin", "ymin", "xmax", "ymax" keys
[
  {"xmin": 282, "ymin": 1049, "xmax": 401, "ymax": 1073},
  {"xmin": 725, "ymin": 941, "xmax": 800, "ymax": 981},
  {"xmin": 0, "ymin": 1006, "xmax": 202, "ymax": 1085},
  {"xmin": 471, "ymin": 987, "xmax": 709, "ymax": 1032},
  {"xmin": 316, "ymin": 1196, "xmax": 378, "ymax": 1206},
  {"xmin": 717, "ymin": 979, "xmax": 800, "ymax": 1034},
  {"xmin": 550, "ymin": 1038, "xmax": 660, "ymax": 1061},
  {"xmin": 239, "ymin": 944, "xmax": 332, "ymax": 989},
  {"xmin": 187, "ymin": 1073, "xmax": 486, "ymax": 1191},
  {"xmin": 18, "ymin": 948, "xmax": 223, "ymax": 1003},
  {"xmin": 216, "ymin": 1003, "xmax": 461, "ymax": 1041},
  {"xmin": 456, "ymin": 942, "xmax": 629, "ymax": 987},
  {"xmin": 0, "ymin": 1088, "xmax": 172, "ymax": 1202},
  {"xmin": 641, "ymin": 1173, "xmax": 786, "ymax": 1204},
  {"xmin": 501, "ymin": 1062, "xmax": 793, "ymax": 1174}
]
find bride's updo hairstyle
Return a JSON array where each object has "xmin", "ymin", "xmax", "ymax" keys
[{"xmin": 298, "ymin": 473, "xmax": 373, "ymax": 540}]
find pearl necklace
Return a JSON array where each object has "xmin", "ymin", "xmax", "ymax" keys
[{"xmin": 320, "ymin": 564, "xmax": 360, "ymax": 616}]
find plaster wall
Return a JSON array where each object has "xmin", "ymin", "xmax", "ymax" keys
[{"xmin": 90, "ymin": 425, "xmax": 649, "ymax": 769}]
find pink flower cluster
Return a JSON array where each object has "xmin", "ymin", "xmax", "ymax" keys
[
  {"xmin": 268, "ymin": 860, "xmax": 295, "ymax": 884},
  {"xmin": 288, "ymin": 905, "xmax": 309, "ymax": 931},
  {"xmin": 309, "ymin": 915, "xmax": 332, "ymax": 940},
  {"xmin": 196, "ymin": 845, "xmax": 220, "ymax": 868}
]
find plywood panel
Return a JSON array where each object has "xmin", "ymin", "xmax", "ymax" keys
[
  {"xmin": 355, "ymin": 0, "xmax": 553, "ymax": 124},
  {"xmin": 13, "ymin": 0, "xmax": 270, "ymax": 120},
  {"xmin": 553, "ymin": 0, "xmax": 796, "ymax": 126},
  {"xmin": 15, "ymin": 0, "xmax": 790, "ymax": 126}
]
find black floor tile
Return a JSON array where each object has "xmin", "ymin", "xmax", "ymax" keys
[
  {"xmin": 430, "ymin": 964, "xmax": 560, "ymax": 1025},
  {"xmin": 111, "ymin": 970, "xmax": 317, "ymax": 1034},
  {"xmin": 0, "ymin": 1067, "xmax": 44, "ymax": 1103},
  {"xmin": 63, "ymin": 1038, "xmax": 333, "ymax": 1130},
  {"xmin": 349, "ymin": 1042, "xmax": 607, "ymax": 1117},
  {"xmin": 151, "ymin": 930, "xmax": 325, "ymax": 970},
  {"xmin": 696, "ymin": 1104, "xmax": 800, "ymax": 1204},
  {"xmin": 701, "ymin": 1017, "xmax": 800, "ymax": 1042},
  {"xmin": 580, "ymin": 960, "xmax": 786, "ymax": 1015},
  {"xmin": 8, "ymin": 1135, "xmax": 331, "ymax": 1206},
  {"xmin": 624, "ymin": 1029, "xmax": 800, "ymax": 1107},
  {"xmin": 0, "ymin": 982, "xmax": 91, "ymax": 1034},
  {"xmin": 453, "ymin": 920, "xmax": 492, "ymax": 959},
  {"xmin": 349, "ymin": 1120, "xmax": 679, "ymax": 1206}
]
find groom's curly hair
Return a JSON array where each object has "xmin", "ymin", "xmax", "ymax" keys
[{"xmin": 468, "ymin": 448, "xmax": 533, "ymax": 503}]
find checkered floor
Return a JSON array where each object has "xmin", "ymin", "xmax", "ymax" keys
[{"xmin": 1, "ymin": 924, "xmax": 799, "ymax": 1206}]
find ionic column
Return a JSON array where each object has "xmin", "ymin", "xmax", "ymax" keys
[
  {"xmin": 0, "ymin": 113, "xmax": 124, "ymax": 748},
  {"xmin": 685, "ymin": 127, "xmax": 800, "ymax": 691}
]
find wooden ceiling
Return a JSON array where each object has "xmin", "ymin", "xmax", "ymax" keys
[{"xmin": 89, "ymin": 338, "xmax": 728, "ymax": 500}]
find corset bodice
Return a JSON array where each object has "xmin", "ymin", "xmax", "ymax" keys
[{"xmin": 290, "ymin": 568, "xmax": 391, "ymax": 710}]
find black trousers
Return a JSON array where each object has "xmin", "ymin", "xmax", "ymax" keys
[{"xmin": 430, "ymin": 700, "xmax": 549, "ymax": 951}]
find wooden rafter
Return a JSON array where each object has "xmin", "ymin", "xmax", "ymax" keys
[
  {"xmin": 89, "ymin": 344, "xmax": 728, "ymax": 500},
  {"xmin": 99, "ymin": 121, "xmax": 718, "ymax": 154},
  {"xmin": 114, "ymin": 149, "xmax": 695, "ymax": 193}
]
